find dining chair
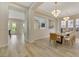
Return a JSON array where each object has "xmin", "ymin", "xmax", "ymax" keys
[
  {"xmin": 64, "ymin": 34, "xmax": 75, "ymax": 47},
  {"xmin": 50, "ymin": 33, "xmax": 58, "ymax": 46}
]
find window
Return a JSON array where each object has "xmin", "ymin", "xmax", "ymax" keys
[
  {"xmin": 68, "ymin": 20, "xmax": 73, "ymax": 28},
  {"xmin": 76, "ymin": 19, "xmax": 79, "ymax": 31},
  {"xmin": 76, "ymin": 19, "xmax": 79, "ymax": 28},
  {"xmin": 61, "ymin": 21, "xmax": 66, "ymax": 28}
]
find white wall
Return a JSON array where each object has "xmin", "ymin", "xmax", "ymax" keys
[
  {"xmin": 9, "ymin": 9, "xmax": 25, "ymax": 20},
  {"xmin": 29, "ymin": 14, "xmax": 56, "ymax": 42},
  {"xmin": 0, "ymin": 3, "xmax": 8, "ymax": 47},
  {"xmin": 30, "ymin": 29, "xmax": 49, "ymax": 42},
  {"xmin": 9, "ymin": 3, "xmax": 26, "ymax": 20},
  {"xmin": 31, "ymin": 17, "xmax": 49, "ymax": 41}
]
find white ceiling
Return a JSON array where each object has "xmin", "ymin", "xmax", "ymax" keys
[
  {"xmin": 36, "ymin": 2, "xmax": 79, "ymax": 17},
  {"xmin": 15, "ymin": 2, "xmax": 79, "ymax": 17},
  {"xmin": 15, "ymin": 2, "xmax": 33, "ymax": 7}
]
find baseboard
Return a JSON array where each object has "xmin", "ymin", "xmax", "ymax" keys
[
  {"xmin": 29, "ymin": 36, "xmax": 49, "ymax": 43},
  {"xmin": 0, "ymin": 44, "xmax": 8, "ymax": 49}
]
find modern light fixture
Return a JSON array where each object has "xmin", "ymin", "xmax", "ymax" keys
[
  {"xmin": 52, "ymin": 2, "xmax": 61, "ymax": 17},
  {"xmin": 63, "ymin": 17, "xmax": 70, "ymax": 21}
]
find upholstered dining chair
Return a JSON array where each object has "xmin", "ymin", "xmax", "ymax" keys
[
  {"xmin": 50, "ymin": 33, "xmax": 58, "ymax": 46},
  {"xmin": 64, "ymin": 33, "xmax": 75, "ymax": 47}
]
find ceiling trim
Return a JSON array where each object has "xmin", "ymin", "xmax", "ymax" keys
[
  {"xmin": 35, "ymin": 9, "xmax": 59, "ymax": 19},
  {"xmin": 11, "ymin": 2, "xmax": 28, "ymax": 8},
  {"xmin": 29, "ymin": 2, "xmax": 43, "ymax": 10},
  {"xmin": 35, "ymin": 10, "xmax": 57, "ymax": 21},
  {"xmin": 36, "ymin": 7, "xmax": 79, "ymax": 20},
  {"xmin": 9, "ymin": 2, "xmax": 26, "ymax": 12}
]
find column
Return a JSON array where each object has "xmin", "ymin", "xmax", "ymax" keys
[
  {"xmin": 28, "ymin": 9, "xmax": 34, "ymax": 42},
  {"xmin": 57, "ymin": 19, "xmax": 61, "ymax": 34},
  {"xmin": 66, "ymin": 21, "xmax": 68, "ymax": 31},
  {"xmin": 54, "ymin": 18, "xmax": 58, "ymax": 33},
  {"xmin": 25, "ymin": 8, "xmax": 34, "ymax": 43},
  {"xmin": 73, "ymin": 19, "xmax": 76, "ymax": 32}
]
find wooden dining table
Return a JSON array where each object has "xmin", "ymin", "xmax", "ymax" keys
[
  {"xmin": 56, "ymin": 32, "xmax": 70, "ymax": 44},
  {"xmin": 50, "ymin": 33, "xmax": 67, "ymax": 44},
  {"xmin": 56, "ymin": 34, "xmax": 64, "ymax": 44}
]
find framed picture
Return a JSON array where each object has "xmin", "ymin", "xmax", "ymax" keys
[
  {"xmin": 40, "ymin": 23, "xmax": 46, "ymax": 29},
  {"xmin": 41, "ymin": 23, "xmax": 45, "ymax": 27},
  {"xmin": 49, "ymin": 20, "xmax": 54, "ymax": 29}
]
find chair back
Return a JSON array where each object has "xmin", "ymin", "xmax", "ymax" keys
[{"xmin": 50, "ymin": 33, "xmax": 57, "ymax": 40}]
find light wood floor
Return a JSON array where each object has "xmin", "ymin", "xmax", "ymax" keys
[
  {"xmin": 25, "ymin": 38, "xmax": 79, "ymax": 57},
  {"xmin": 0, "ymin": 46, "xmax": 8, "ymax": 57},
  {"xmin": 0, "ymin": 32, "xmax": 79, "ymax": 57}
]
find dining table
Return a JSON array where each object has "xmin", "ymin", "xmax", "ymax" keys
[{"xmin": 56, "ymin": 32, "xmax": 68, "ymax": 44}]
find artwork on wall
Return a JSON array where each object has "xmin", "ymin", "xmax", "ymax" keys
[
  {"xmin": 49, "ymin": 20, "xmax": 54, "ymax": 29},
  {"xmin": 40, "ymin": 22, "xmax": 46, "ymax": 29},
  {"xmin": 41, "ymin": 23, "xmax": 45, "ymax": 27},
  {"xmin": 34, "ymin": 16, "xmax": 47, "ymax": 29}
]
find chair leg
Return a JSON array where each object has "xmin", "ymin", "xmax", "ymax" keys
[
  {"xmin": 52, "ymin": 40, "xmax": 57, "ymax": 47},
  {"xmin": 49, "ymin": 39, "xmax": 57, "ymax": 47}
]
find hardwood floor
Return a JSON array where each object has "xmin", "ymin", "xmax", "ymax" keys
[
  {"xmin": 25, "ymin": 38, "xmax": 79, "ymax": 57},
  {"xmin": 0, "ymin": 32, "xmax": 79, "ymax": 57},
  {"xmin": 0, "ymin": 46, "xmax": 8, "ymax": 57}
]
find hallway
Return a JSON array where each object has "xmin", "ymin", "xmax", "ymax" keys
[{"xmin": 8, "ymin": 34, "xmax": 26, "ymax": 56}]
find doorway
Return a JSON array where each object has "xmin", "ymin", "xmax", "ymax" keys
[{"xmin": 8, "ymin": 19, "xmax": 25, "ymax": 56}]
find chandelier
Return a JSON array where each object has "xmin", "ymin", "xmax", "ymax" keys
[
  {"xmin": 63, "ymin": 17, "xmax": 70, "ymax": 21},
  {"xmin": 52, "ymin": 2, "xmax": 61, "ymax": 17}
]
